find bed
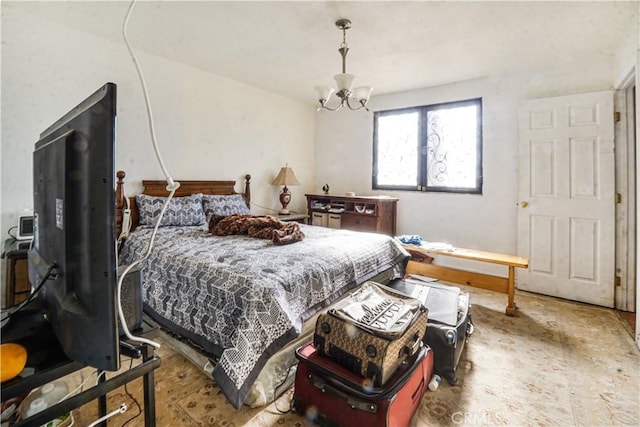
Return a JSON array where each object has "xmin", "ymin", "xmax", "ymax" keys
[{"xmin": 115, "ymin": 171, "xmax": 409, "ymax": 409}]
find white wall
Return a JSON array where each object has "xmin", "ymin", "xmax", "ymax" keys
[
  {"xmin": 1, "ymin": 6, "xmax": 317, "ymax": 240},
  {"xmin": 315, "ymin": 61, "xmax": 615, "ymax": 276},
  {"xmin": 613, "ymin": 12, "xmax": 639, "ymax": 88}
]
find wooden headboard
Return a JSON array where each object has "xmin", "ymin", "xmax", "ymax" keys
[{"xmin": 115, "ymin": 170, "xmax": 251, "ymax": 236}]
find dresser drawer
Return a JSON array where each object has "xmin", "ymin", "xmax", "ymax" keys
[
  {"xmin": 327, "ymin": 214, "xmax": 342, "ymax": 229},
  {"xmin": 340, "ymin": 213, "xmax": 377, "ymax": 232},
  {"xmin": 311, "ymin": 212, "xmax": 328, "ymax": 227}
]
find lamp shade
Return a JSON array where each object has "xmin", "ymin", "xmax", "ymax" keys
[
  {"xmin": 333, "ymin": 73, "xmax": 356, "ymax": 92},
  {"xmin": 272, "ymin": 166, "xmax": 300, "ymax": 186},
  {"xmin": 315, "ymin": 86, "xmax": 335, "ymax": 102},
  {"xmin": 353, "ymin": 86, "xmax": 373, "ymax": 103}
]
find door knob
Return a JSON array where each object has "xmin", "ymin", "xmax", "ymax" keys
[{"xmin": 520, "ymin": 201, "xmax": 529, "ymax": 208}]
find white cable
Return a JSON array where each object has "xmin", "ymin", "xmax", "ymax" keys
[
  {"xmin": 116, "ymin": 191, "xmax": 176, "ymax": 349},
  {"xmin": 119, "ymin": 0, "xmax": 184, "ymax": 349},
  {"xmin": 87, "ymin": 403, "xmax": 127, "ymax": 427},
  {"xmin": 60, "ymin": 370, "xmax": 106, "ymax": 402},
  {"xmin": 122, "ymin": 0, "xmax": 179, "ymax": 192}
]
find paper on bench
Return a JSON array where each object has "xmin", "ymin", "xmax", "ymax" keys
[
  {"xmin": 421, "ymin": 242, "xmax": 455, "ymax": 252},
  {"xmin": 408, "ymin": 274, "xmax": 438, "ymax": 283}
]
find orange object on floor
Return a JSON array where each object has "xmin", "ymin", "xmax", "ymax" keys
[{"xmin": 0, "ymin": 342, "xmax": 28, "ymax": 382}]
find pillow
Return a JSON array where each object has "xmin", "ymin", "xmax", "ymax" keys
[
  {"xmin": 202, "ymin": 194, "xmax": 250, "ymax": 221},
  {"xmin": 136, "ymin": 193, "xmax": 205, "ymax": 227}
]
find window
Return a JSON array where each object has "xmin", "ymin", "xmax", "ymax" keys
[{"xmin": 373, "ymin": 98, "xmax": 482, "ymax": 193}]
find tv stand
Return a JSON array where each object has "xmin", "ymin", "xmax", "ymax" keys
[{"xmin": 1, "ymin": 311, "xmax": 161, "ymax": 426}]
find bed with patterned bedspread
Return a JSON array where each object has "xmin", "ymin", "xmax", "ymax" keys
[{"xmin": 119, "ymin": 222, "xmax": 408, "ymax": 408}]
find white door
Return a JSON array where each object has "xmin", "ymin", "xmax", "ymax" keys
[{"xmin": 517, "ymin": 91, "xmax": 615, "ymax": 307}]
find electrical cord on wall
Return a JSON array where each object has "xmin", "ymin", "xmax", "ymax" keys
[
  {"xmin": 6, "ymin": 225, "xmax": 18, "ymax": 241},
  {"xmin": 117, "ymin": 0, "xmax": 183, "ymax": 350},
  {"xmin": 250, "ymin": 202, "xmax": 280, "ymax": 214},
  {"xmin": 250, "ymin": 201, "xmax": 301, "ymax": 216}
]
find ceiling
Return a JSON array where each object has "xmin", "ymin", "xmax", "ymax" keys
[{"xmin": 8, "ymin": 1, "xmax": 638, "ymax": 104}]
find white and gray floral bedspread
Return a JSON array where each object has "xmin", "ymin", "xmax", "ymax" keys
[{"xmin": 119, "ymin": 223, "xmax": 408, "ymax": 408}]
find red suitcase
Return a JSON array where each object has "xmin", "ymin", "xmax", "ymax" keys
[{"xmin": 292, "ymin": 343, "xmax": 433, "ymax": 427}]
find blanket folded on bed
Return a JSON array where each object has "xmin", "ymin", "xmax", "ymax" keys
[{"xmin": 209, "ymin": 214, "xmax": 305, "ymax": 245}]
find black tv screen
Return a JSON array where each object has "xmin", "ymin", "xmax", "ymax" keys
[{"xmin": 28, "ymin": 83, "xmax": 120, "ymax": 371}]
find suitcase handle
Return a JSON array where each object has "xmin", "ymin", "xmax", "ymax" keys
[
  {"xmin": 400, "ymin": 334, "xmax": 422, "ymax": 360},
  {"xmin": 466, "ymin": 315, "xmax": 475, "ymax": 336},
  {"xmin": 307, "ymin": 372, "xmax": 378, "ymax": 413}
]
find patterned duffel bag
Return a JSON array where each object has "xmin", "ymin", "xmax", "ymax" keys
[{"xmin": 313, "ymin": 281, "xmax": 428, "ymax": 386}]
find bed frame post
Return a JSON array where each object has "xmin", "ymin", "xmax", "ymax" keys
[
  {"xmin": 244, "ymin": 174, "xmax": 251, "ymax": 208},
  {"xmin": 116, "ymin": 170, "xmax": 126, "ymax": 238}
]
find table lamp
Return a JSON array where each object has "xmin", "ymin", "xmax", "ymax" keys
[{"xmin": 272, "ymin": 165, "xmax": 300, "ymax": 215}]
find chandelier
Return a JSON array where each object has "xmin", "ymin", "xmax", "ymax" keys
[{"xmin": 315, "ymin": 19, "xmax": 373, "ymax": 112}]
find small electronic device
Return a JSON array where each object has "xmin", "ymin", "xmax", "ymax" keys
[{"xmin": 16, "ymin": 211, "xmax": 34, "ymax": 240}]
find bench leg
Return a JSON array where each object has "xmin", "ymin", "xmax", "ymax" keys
[{"xmin": 505, "ymin": 266, "xmax": 517, "ymax": 316}]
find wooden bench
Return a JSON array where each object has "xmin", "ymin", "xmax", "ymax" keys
[{"xmin": 403, "ymin": 244, "xmax": 529, "ymax": 316}]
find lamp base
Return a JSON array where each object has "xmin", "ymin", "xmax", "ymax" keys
[{"xmin": 279, "ymin": 186, "xmax": 292, "ymax": 215}]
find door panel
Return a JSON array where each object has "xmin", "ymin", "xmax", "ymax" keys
[
  {"xmin": 530, "ymin": 140, "xmax": 555, "ymax": 196},
  {"xmin": 517, "ymin": 91, "xmax": 615, "ymax": 307},
  {"xmin": 530, "ymin": 215, "xmax": 554, "ymax": 275}
]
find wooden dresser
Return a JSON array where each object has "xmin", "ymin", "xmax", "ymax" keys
[{"xmin": 305, "ymin": 194, "xmax": 398, "ymax": 236}]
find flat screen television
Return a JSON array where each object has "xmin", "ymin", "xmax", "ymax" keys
[{"xmin": 28, "ymin": 82, "xmax": 120, "ymax": 371}]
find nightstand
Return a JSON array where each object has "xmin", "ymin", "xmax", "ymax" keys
[
  {"xmin": 2, "ymin": 239, "xmax": 32, "ymax": 308},
  {"xmin": 277, "ymin": 213, "xmax": 308, "ymax": 224}
]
